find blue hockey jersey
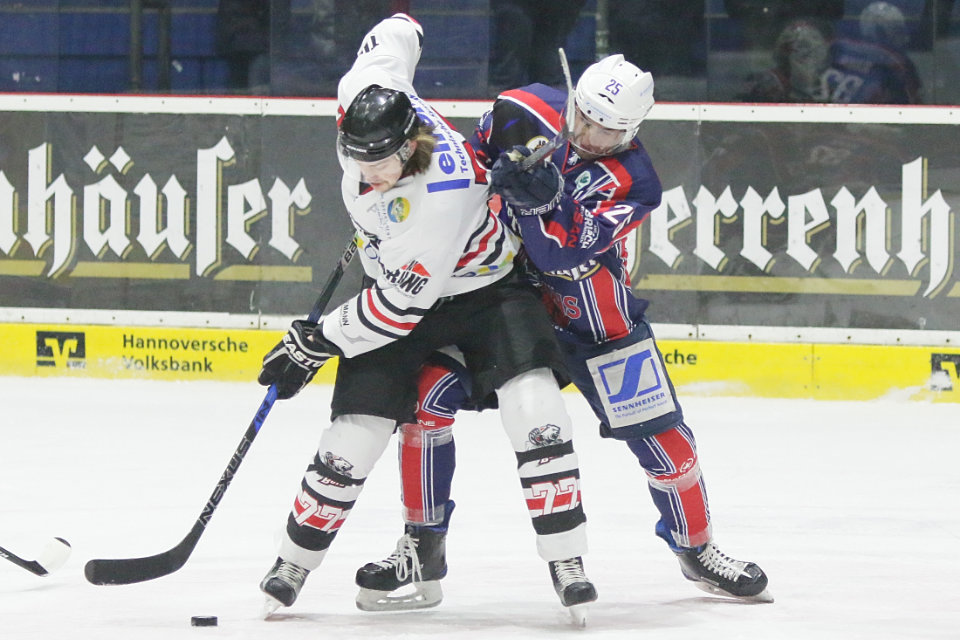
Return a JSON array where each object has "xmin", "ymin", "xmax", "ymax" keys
[{"xmin": 469, "ymin": 83, "xmax": 663, "ymax": 344}]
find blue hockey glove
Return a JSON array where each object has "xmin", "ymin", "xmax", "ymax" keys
[
  {"xmin": 258, "ymin": 320, "xmax": 340, "ymax": 399},
  {"xmin": 490, "ymin": 145, "xmax": 563, "ymax": 217}
]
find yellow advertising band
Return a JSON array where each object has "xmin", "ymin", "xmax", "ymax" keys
[{"xmin": 1, "ymin": 323, "xmax": 957, "ymax": 403}]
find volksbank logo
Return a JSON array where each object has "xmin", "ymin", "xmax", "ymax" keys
[
  {"xmin": 930, "ymin": 353, "xmax": 960, "ymax": 391},
  {"xmin": 597, "ymin": 348, "xmax": 662, "ymax": 404},
  {"xmin": 36, "ymin": 331, "xmax": 86, "ymax": 369}
]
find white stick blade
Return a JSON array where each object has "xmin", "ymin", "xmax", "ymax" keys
[{"xmin": 37, "ymin": 537, "xmax": 72, "ymax": 574}]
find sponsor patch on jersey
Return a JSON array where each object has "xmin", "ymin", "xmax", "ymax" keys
[
  {"xmin": 387, "ymin": 197, "xmax": 410, "ymax": 223},
  {"xmin": 546, "ymin": 259, "xmax": 602, "ymax": 281},
  {"xmin": 579, "ymin": 213, "xmax": 599, "ymax": 249},
  {"xmin": 575, "ymin": 171, "xmax": 592, "ymax": 192},
  {"xmin": 403, "ymin": 260, "xmax": 431, "ymax": 277},
  {"xmin": 383, "ymin": 260, "xmax": 432, "ymax": 296},
  {"xmin": 587, "ymin": 338, "xmax": 677, "ymax": 430}
]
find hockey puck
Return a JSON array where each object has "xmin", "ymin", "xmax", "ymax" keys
[{"xmin": 190, "ymin": 616, "xmax": 218, "ymax": 627}]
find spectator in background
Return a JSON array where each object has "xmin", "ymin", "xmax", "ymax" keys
[
  {"xmin": 933, "ymin": 0, "xmax": 957, "ymax": 36},
  {"xmin": 608, "ymin": 0, "xmax": 705, "ymax": 77},
  {"xmin": 829, "ymin": 1, "xmax": 922, "ymax": 103},
  {"xmin": 740, "ymin": 3, "xmax": 922, "ymax": 104},
  {"xmin": 488, "ymin": 0, "xmax": 587, "ymax": 94},
  {"xmin": 218, "ymin": 0, "xmax": 406, "ymax": 95},
  {"xmin": 216, "ymin": 0, "xmax": 273, "ymax": 92},
  {"xmin": 738, "ymin": 19, "xmax": 833, "ymax": 101},
  {"xmin": 723, "ymin": 0, "xmax": 844, "ymax": 48}
]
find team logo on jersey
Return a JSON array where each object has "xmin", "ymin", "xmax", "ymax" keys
[
  {"xmin": 527, "ymin": 424, "xmax": 561, "ymax": 449},
  {"xmin": 36, "ymin": 331, "xmax": 86, "ymax": 369},
  {"xmin": 526, "ymin": 135, "xmax": 550, "ymax": 152},
  {"xmin": 587, "ymin": 338, "xmax": 677, "ymax": 430},
  {"xmin": 387, "ymin": 197, "xmax": 410, "ymax": 222},
  {"xmin": 323, "ymin": 452, "xmax": 355, "ymax": 477},
  {"xmin": 575, "ymin": 171, "xmax": 592, "ymax": 192}
]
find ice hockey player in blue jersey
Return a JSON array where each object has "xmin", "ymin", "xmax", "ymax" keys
[
  {"xmin": 826, "ymin": 0, "xmax": 921, "ymax": 104},
  {"xmin": 741, "ymin": 3, "xmax": 921, "ymax": 105},
  {"xmin": 256, "ymin": 13, "xmax": 597, "ymax": 623},
  {"xmin": 355, "ymin": 53, "xmax": 772, "ymax": 613}
]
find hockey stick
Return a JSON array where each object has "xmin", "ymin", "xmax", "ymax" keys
[
  {"xmin": 84, "ymin": 235, "xmax": 359, "ymax": 586},
  {"xmin": 0, "ymin": 538, "xmax": 72, "ymax": 577},
  {"xmin": 519, "ymin": 47, "xmax": 576, "ymax": 170}
]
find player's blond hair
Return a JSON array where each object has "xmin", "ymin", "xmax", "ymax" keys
[{"xmin": 402, "ymin": 124, "xmax": 436, "ymax": 176}]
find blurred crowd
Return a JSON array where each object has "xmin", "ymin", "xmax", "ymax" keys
[
  {"xmin": 211, "ymin": 0, "xmax": 959, "ymax": 104},
  {"xmin": 4, "ymin": 0, "xmax": 952, "ymax": 104}
]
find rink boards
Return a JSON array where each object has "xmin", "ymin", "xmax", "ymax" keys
[{"xmin": 2, "ymin": 321, "xmax": 957, "ymax": 403}]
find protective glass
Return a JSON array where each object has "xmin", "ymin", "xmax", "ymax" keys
[{"xmin": 337, "ymin": 139, "xmax": 407, "ymax": 191}]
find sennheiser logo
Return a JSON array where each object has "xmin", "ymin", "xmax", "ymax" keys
[
  {"xmin": 587, "ymin": 337, "xmax": 677, "ymax": 430},
  {"xmin": 36, "ymin": 331, "xmax": 86, "ymax": 369},
  {"xmin": 930, "ymin": 353, "xmax": 960, "ymax": 391},
  {"xmin": 598, "ymin": 349, "xmax": 662, "ymax": 404}
]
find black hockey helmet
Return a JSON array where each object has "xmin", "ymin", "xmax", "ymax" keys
[{"xmin": 338, "ymin": 85, "xmax": 419, "ymax": 162}]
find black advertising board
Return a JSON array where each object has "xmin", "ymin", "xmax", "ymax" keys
[{"xmin": 1, "ymin": 98, "xmax": 957, "ymax": 331}]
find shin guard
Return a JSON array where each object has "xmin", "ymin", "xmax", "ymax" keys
[
  {"xmin": 499, "ymin": 368, "xmax": 588, "ymax": 561},
  {"xmin": 628, "ymin": 422, "xmax": 711, "ymax": 551}
]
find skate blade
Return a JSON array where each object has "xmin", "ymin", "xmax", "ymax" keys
[
  {"xmin": 693, "ymin": 581, "xmax": 775, "ymax": 603},
  {"xmin": 261, "ymin": 596, "xmax": 283, "ymax": 619},
  {"xmin": 355, "ymin": 581, "xmax": 443, "ymax": 612},
  {"xmin": 38, "ymin": 538, "xmax": 72, "ymax": 574},
  {"xmin": 567, "ymin": 603, "xmax": 589, "ymax": 627}
]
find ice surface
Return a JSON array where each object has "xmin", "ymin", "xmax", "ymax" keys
[{"xmin": 2, "ymin": 377, "xmax": 958, "ymax": 639}]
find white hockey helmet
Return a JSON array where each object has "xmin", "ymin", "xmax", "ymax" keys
[
  {"xmin": 859, "ymin": 1, "xmax": 909, "ymax": 49},
  {"xmin": 573, "ymin": 54, "xmax": 654, "ymax": 154}
]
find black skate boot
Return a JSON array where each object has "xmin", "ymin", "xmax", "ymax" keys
[
  {"xmin": 548, "ymin": 556, "xmax": 597, "ymax": 626},
  {"xmin": 676, "ymin": 541, "xmax": 773, "ymax": 602},
  {"xmin": 355, "ymin": 503, "xmax": 454, "ymax": 611},
  {"xmin": 260, "ymin": 557, "xmax": 310, "ymax": 617}
]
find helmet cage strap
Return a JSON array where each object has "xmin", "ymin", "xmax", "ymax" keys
[{"xmin": 396, "ymin": 139, "xmax": 414, "ymax": 165}]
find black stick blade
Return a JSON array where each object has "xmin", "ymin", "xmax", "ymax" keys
[{"xmin": 84, "ymin": 526, "xmax": 199, "ymax": 585}]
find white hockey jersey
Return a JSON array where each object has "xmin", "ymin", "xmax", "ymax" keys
[{"xmin": 320, "ymin": 14, "xmax": 518, "ymax": 358}]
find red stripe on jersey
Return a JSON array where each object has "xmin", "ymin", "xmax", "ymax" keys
[
  {"xmin": 603, "ymin": 159, "xmax": 634, "ymax": 200},
  {"xmin": 457, "ymin": 213, "xmax": 500, "ymax": 267},
  {"xmin": 364, "ymin": 288, "xmax": 418, "ymax": 332},
  {"xmin": 464, "ymin": 142, "xmax": 489, "ymax": 185},
  {"xmin": 501, "ymin": 89, "xmax": 562, "ymax": 132},
  {"xmin": 589, "ymin": 268, "xmax": 631, "ymax": 340},
  {"xmin": 336, "ymin": 104, "xmax": 345, "ymax": 127},
  {"xmin": 544, "ymin": 219, "xmax": 570, "ymax": 247}
]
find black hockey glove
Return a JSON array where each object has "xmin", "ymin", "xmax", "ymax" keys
[
  {"xmin": 490, "ymin": 145, "xmax": 564, "ymax": 217},
  {"xmin": 258, "ymin": 320, "xmax": 340, "ymax": 399}
]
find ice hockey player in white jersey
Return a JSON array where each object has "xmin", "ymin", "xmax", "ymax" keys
[{"xmin": 256, "ymin": 13, "xmax": 598, "ymax": 625}]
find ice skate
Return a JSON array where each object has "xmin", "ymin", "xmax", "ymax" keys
[
  {"xmin": 355, "ymin": 525, "xmax": 448, "ymax": 611},
  {"xmin": 260, "ymin": 557, "xmax": 310, "ymax": 617},
  {"xmin": 548, "ymin": 556, "xmax": 597, "ymax": 626},
  {"xmin": 676, "ymin": 541, "xmax": 773, "ymax": 603}
]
